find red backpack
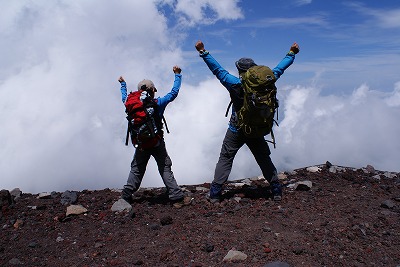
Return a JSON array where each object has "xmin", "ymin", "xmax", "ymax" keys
[{"xmin": 124, "ymin": 90, "xmax": 164, "ymax": 149}]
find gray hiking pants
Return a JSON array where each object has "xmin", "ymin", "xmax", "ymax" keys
[
  {"xmin": 124, "ymin": 140, "xmax": 183, "ymax": 201},
  {"xmin": 213, "ymin": 129, "xmax": 278, "ymax": 188}
]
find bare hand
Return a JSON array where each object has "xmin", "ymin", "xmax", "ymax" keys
[
  {"xmin": 290, "ymin": 42, "xmax": 300, "ymax": 54},
  {"xmin": 173, "ymin": 66, "xmax": 181, "ymax": 74},
  {"xmin": 195, "ymin": 40, "xmax": 205, "ymax": 52},
  {"xmin": 118, "ymin": 76, "xmax": 125, "ymax": 83}
]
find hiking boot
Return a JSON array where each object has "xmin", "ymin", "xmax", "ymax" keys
[
  {"xmin": 209, "ymin": 182, "xmax": 222, "ymax": 200},
  {"xmin": 206, "ymin": 194, "xmax": 221, "ymax": 204},
  {"xmin": 171, "ymin": 196, "xmax": 193, "ymax": 208},
  {"xmin": 270, "ymin": 182, "xmax": 282, "ymax": 201},
  {"xmin": 121, "ymin": 188, "xmax": 134, "ymax": 204}
]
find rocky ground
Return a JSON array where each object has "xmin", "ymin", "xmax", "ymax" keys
[{"xmin": 1, "ymin": 162, "xmax": 400, "ymax": 267}]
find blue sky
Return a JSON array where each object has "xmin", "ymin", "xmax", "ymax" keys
[
  {"xmin": 179, "ymin": 0, "xmax": 400, "ymax": 93},
  {"xmin": 1, "ymin": 0, "xmax": 399, "ymax": 193}
]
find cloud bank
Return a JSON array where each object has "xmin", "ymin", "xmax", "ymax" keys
[{"xmin": 1, "ymin": 1, "xmax": 399, "ymax": 193}]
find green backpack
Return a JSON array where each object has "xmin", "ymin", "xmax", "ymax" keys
[{"xmin": 237, "ymin": 65, "xmax": 279, "ymax": 146}]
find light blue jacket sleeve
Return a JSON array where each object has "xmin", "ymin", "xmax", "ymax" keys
[
  {"xmin": 156, "ymin": 73, "xmax": 182, "ymax": 116},
  {"xmin": 273, "ymin": 52, "xmax": 296, "ymax": 80},
  {"xmin": 200, "ymin": 52, "xmax": 241, "ymax": 91},
  {"xmin": 120, "ymin": 81, "xmax": 127, "ymax": 103}
]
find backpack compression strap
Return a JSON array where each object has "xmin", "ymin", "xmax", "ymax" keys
[{"xmin": 162, "ymin": 116, "xmax": 170, "ymax": 134}]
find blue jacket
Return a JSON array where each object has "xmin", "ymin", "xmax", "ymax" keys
[
  {"xmin": 199, "ymin": 51, "xmax": 296, "ymax": 132},
  {"xmin": 120, "ymin": 74, "xmax": 182, "ymax": 117}
]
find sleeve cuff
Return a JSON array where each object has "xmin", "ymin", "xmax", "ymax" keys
[{"xmin": 199, "ymin": 50, "xmax": 209, "ymax": 57}]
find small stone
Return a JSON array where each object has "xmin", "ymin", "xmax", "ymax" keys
[
  {"xmin": 325, "ymin": 161, "xmax": 333, "ymax": 168},
  {"xmin": 203, "ymin": 243, "xmax": 214, "ymax": 252},
  {"xmin": 263, "ymin": 226, "xmax": 272, "ymax": 232},
  {"xmin": 381, "ymin": 200, "xmax": 395, "ymax": 209},
  {"xmin": 293, "ymin": 247, "xmax": 305, "ymax": 255},
  {"xmin": 13, "ymin": 219, "xmax": 24, "ymax": 229},
  {"xmin": 241, "ymin": 178, "xmax": 252, "ymax": 185},
  {"xmin": 195, "ymin": 186, "xmax": 208, "ymax": 191},
  {"xmin": 277, "ymin": 173, "xmax": 288, "ymax": 181},
  {"xmin": 28, "ymin": 241, "xmax": 38, "ymax": 248},
  {"xmin": 232, "ymin": 182, "xmax": 245, "ymax": 188},
  {"xmin": 66, "ymin": 205, "xmax": 88, "ymax": 216},
  {"xmin": 8, "ymin": 258, "xmax": 23, "ymax": 265},
  {"xmin": 233, "ymin": 197, "xmax": 241, "ymax": 203},
  {"xmin": 111, "ymin": 199, "xmax": 132, "ymax": 212},
  {"xmin": 372, "ymin": 175, "xmax": 381, "ymax": 180},
  {"xmin": 365, "ymin": 165, "xmax": 376, "ymax": 174},
  {"xmin": 294, "ymin": 180, "xmax": 312, "ymax": 191},
  {"xmin": 329, "ymin": 166, "xmax": 346, "ymax": 173},
  {"xmin": 133, "ymin": 260, "xmax": 144, "ymax": 265},
  {"xmin": 37, "ymin": 192, "xmax": 52, "ymax": 199},
  {"xmin": 222, "ymin": 249, "xmax": 247, "ymax": 262},
  {"xmin": 95, "ymin": 242, "xmax": 103, "ymax": 248},
  {"xmin": 160, "ymin": 215, "xmax": 173, "ymax": 226},
  {"xmin": 61, "ymin": 190, "xmax": 78, "ymax": 205},
  {"xmin": 149, "ymin": 223, "xmax": 161, "ymax": 230},
  {"xmin": 306, "ymin": 166, "xmax": 321, "ymax": 173},
  {"xmin": 383, "ymin": 172, "xmax": 397, "ymax": 179},
  {"xmin": 10, "ymin": 188, "xmax": 22, "ymax": 200}
]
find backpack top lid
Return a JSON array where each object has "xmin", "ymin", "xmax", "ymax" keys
[{"xmin": 242, "ymin": 65, "xmax": 276, "ymax": 89}]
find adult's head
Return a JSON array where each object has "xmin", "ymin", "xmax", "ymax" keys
[
  {"xmin": 235, "ymin": 58, "xmax": 257, "ymax": 74},
  {"xmin": 137, "ymin": 79, "xmax": 157, "ymax": 98}
]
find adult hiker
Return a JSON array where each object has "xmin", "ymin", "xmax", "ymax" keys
[
  {"xmin": 195, "ymin": 40, "xmax": 300, "ymax": 202},
  {"xmin": 118, "ymin": 65, "xmax": 185, "ymax": 205}
]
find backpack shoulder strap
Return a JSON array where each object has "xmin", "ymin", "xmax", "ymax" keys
[
  {"xmin": 125, "ymin": 119, "xmax": 131, "ymax": 146},
  {"xmin": 225, "ymin": 101, "xmax": 233, "ymax": 117},
  {"xmin": 152, "ymin": 98, "xmax": 170, "ymax": 134},
  {"xmin": 162, "ymin": 116, "xmax": 170, "ymax": 133}
]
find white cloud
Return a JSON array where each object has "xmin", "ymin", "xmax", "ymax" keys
[
  {"xmin": 240, "ymin": 15, "xmax": 328, "ymax": 29},
  {"xmin": 163, "ymin": 0, "xmax": 243, "ymax": 26},
  {"xmin": 294, "ymin": 0, "xmax": 312, "ymax": 6},
  {"xmin": 273, "ymin": 83, "xmax": 400, "ymax": 172},
  {"xmin": 348, "ymin": 3, "xmax": 400, "ymax": 28},
  {"xmin": 376, "ymin": 9, "xmax": 400, "ymax": 28},
  {"xmin": 385, "ymin": 82, "xmax": 400, "ymax": 107}
]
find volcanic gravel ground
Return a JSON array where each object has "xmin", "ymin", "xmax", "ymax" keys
[{"xmin": 1, "ymin": 164, "xmax": 399, "ymax": 266}]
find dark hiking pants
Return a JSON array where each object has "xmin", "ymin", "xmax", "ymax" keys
[
  {"xmin": 123, "ymin": 140, "xmax": 183, "ymax": 201},
  {"xmin": 210, "ymin": 129, "xmax": 278, "ymax": 198}
]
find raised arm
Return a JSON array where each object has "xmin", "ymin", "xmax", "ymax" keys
[
  {"xmin": 118, "ymin": 76, "xmax": 128, "ymax": 103},
  {"xmin": 156, "ymin": 66, "xmax": 182, "ymax": 115},
  {"xmin": 273, "ymin": 42, "xmax": 300, "ymax": 80},
  {"xmin": 195, "ymin": 40, "xmax": 241, "ymax": 89}
]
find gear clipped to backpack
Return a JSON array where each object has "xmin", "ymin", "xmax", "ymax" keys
[
  {"xmin": 124, "ymin": 90, "xmax": 168, "ymax": 149},
  {"xmin": 237, "ymin": 65, "xmax": 279, "ymax": 147}
]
